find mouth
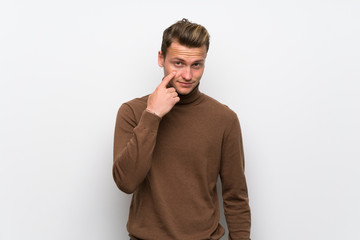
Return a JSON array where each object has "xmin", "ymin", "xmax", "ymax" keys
[{"xmin": 178, "ymin": 82, "xmax": 194, "ymax": 88}]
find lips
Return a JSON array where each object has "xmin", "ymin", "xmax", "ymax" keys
[{"xmin": 178, "ymin": 82, "xmax": 193, "ymax": 87}]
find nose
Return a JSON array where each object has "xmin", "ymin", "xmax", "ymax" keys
[{"xmin": 181, "ymin": 67, "xmax": 192, "ymax": 81}]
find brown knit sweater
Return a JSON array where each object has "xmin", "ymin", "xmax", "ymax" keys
[{"xmin": 113, "ymin": 85, "xmax": 251, "ymax": 240}]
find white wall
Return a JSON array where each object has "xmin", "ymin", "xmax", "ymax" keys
[{"xmin": 1, "ymin": 1, "xmax": 359, "ymax": 239}]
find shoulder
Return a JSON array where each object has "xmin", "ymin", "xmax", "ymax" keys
[
  {"xmin": 123, "ymin": 95, "xmax": 149, "ymax": 109},
  {"xmin": 117, "ymin": 95, "xmax": 149, "ymax": 121},
  {"xmin": 200, "ymin": 94, "xmax": 243, "ymax": 138},
  {"xmin": 201, "ymin": 93, "xmax": 238, "ymax": 121}
]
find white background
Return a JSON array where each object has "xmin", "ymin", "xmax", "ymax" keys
[{"xmin": 1, "ymin": 1, "xmax": 359, "ymax": 239}]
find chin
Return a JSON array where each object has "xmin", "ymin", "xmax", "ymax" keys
[{"xmin": 176, "ymin": 87, "xmax": 193, "ymax": 95}]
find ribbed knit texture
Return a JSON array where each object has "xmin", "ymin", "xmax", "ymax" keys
[{"xmin": 113, "ymin": 85, "xmax": 251, "ymax": 240}]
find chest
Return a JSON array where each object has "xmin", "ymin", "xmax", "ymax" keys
[{"xmin": 155, "ymin": 106, "xmax": 226, "ymax": 162}]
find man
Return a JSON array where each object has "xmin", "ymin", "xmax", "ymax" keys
[{"xmin": 113, "ymin": 18, "xmax": 251, "ymax": 240}]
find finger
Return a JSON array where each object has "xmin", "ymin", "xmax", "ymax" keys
[
  {"xmin": 167, "ymin": 87, "xmax": 176, "ymax": 93},
  {"xmin": 160, "ymin": 71, "xmax": 176, "ymax": 88}
]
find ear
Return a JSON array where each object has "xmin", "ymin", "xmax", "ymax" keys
[{"xmin": 158, "ymin": 51, "xmax": 164, "ymax": 67}]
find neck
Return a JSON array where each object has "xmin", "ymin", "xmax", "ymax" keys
[{"xmin": 177, "ymin": 84, "xmax": 202, "ymax": 105}]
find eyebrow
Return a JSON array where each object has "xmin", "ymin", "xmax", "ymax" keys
[
  {"xmin": 171, "ymin": 58, "xmax": 204, "ymax": 63},
  {"xmin": 171, "ymin": 58, "xmax": 185, "ymax": 62}
]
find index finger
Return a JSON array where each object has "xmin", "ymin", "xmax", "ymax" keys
[{"xmin": 160, "ymin": 71, "xmax": 176, "ymax": 88}]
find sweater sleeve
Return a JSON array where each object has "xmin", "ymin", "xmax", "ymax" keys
[
  {"xmin": 113, "ymin": 103, "xmax": 161, "ymax": 194},
  {"xmin": 220, "ymin": 115, "xmax": 251, "ymax": 240}
]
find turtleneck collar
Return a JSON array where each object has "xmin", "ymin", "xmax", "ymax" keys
[{"xmin": 177, "ymin": 83, "xmax": 202, "ymax": 105}]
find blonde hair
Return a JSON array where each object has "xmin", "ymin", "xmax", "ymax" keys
[{"xmin": 161, "ymin": 18, "xmax": 210, "ymax": 57}]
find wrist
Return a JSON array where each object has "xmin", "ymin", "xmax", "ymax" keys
[{"xmin": 146, "ymin": 108, "xmax": 162, "ymax": 118}]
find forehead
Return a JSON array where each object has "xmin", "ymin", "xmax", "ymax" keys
[{"xmin": 166, "ymin": 41, "xmax": 207, "ymax": 59}]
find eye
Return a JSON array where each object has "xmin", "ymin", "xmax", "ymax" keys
[
  {"xmin": 175, "ymin": 62, "xmax": 182, "ymax": 66},
  {"xmin": 192, "ymin": 63, "xmax": 202, "ymax": 69}
]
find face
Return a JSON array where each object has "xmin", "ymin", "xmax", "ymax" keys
[{"xmin": 158, "ymin": 41, "xmax": 207, "ymax": 95}]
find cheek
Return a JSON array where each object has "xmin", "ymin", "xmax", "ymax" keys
[
  {"xmin": 193, "ymin": 69, "xmax": 204, "ymax": 80},
  {"xmin": 164, "ymin": 62, "xmax": 175, "ymax": 71}
]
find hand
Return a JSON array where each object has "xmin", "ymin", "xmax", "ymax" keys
[{"xmin": 147, "ymin": 71, "xmax": 180, "ymax": 118}]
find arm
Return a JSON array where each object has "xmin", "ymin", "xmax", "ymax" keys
[
  {"xmin": 112, "ymin": 104, "xmax": 161, "ymax": 194},
  {"xmin": 113, "ymin": 72, "xmax": 180, "ymax": 194},
  {"xmin": 220, "ymin": 115, "xmax": 251, "ymax": 240}
]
